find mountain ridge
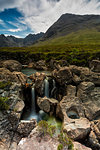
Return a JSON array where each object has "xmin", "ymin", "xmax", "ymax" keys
[
  {"xmin": 0, "ymin": 32, "xmax": 44, "ymax": 47},
  {"xmin": 38, "ymin": 13, "xmax": 100, "ymax": 44},
  {"xmin": 0, "ymin": 13, "xmax": 100, "ymax": 47}
]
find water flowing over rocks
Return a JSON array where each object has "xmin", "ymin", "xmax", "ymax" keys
[
  {"xmin": 30, "ymin": 72, "xmax": 46, "ymax": 96},
  {"xmin": 0, "ymin": 59, "xmax": 100, "ymax": 150}
]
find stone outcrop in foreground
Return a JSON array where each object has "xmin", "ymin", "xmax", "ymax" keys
[
  {"xmin": 0, "ymin": 82, "xmax": 25, "ymax": 149},
  {"xmin": 37, "ymin": 96, "xmax": 58, "ymax": 115},
  {"xmin": 0, "ymin": 59, "xmax": 100, "ymax": 150},
  {"xmin": 17, "ymin": 125, "xmax": 92, "ymax": 150},
  {"xmin": 88, "ymin": 120, "xmax": 100, "ymax": 149},
  {"xmin": 0, "ymin": 60, "xmax": 27, "ymax": 149},
  {"xmin": 0, "ymin": 68, "xmax": 27, "ymax": 85},
  {"xmin": 0, "ymin": 60, "xmax": 22, "ymax": 72}
]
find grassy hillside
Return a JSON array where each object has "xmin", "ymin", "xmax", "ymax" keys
[
  {"xmin": 35, "ymin": 28, "xmax": 100, "ymax": 46},
  {"xmin": 0, "ymin": 28, "xmax": 100, "ymax": 66}
]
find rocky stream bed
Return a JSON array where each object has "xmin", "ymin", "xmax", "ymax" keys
[{"xmin": 0, "ymin": 59, "xmax": 100, "ymax": 150}]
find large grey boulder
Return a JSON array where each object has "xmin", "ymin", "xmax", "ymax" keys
[
  {"xmin": 17, "ymin": 125, "xmax": 92, "ymax": 150},
  {"xmin": 27, "ymin": 60, "xmax": 47, "ymax": 70},
  {"xmin": 77, "ymin": 82, "xmax": 100, "ymax": 120},
  {"xmin": 69, "ymin": 65, "xmax": 100, "ymax": 86},
  {"xmin": 35, "ymin": 60, "xmax": 47, "ymax": 70},
  {"xmin": 49, "ymin": 59, "xmax": 68, "ymax": 70},
  {"xmin": 17, "ymin": 127, "xmax": 59, "ymax": 150},
  {"xmin": 56, "ymin": 85, "xmax": 85, "ymax": 120},
  {"xmin": 52, "ymin": 67, "xmax": 72, "ymax": 86},
  {"xmin": 1, "ymin": 60, "xmax": 22, "ymax": 72},
  {"xmin": 12, "ymin": 71, "xmax": 27, "ymax": 85},
  {"xmin": 9, "ymin": 120, "xmax": 37, "ymax": 150},
  {"xmin": 17, "ymin": 120, "xmax": 37, "ymax": 137},
  {"xmin": 57, "ymin": 82, "xmax": 100, "ymax": 121},
  {"xmin": 63, "ymin": 118, "xmax": 91, "ymax": 140},
  {"xmin": 0, "ymin": 68, "xmax": 27, "ymax": 85},
  {"xmin": 89, "ymin": 60, "xmax": 100, "ymax": 73},
  {"xmin": 37, "ymin": 96, "xmax": 58, "ymax": 115},
  {"xmin": 0, "ymin": 68, "xmax": 17, "ymax": 82}
]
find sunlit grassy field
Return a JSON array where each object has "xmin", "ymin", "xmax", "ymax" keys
[{"xmin": 0, "ymin": 28, "xmax": 100, "ymax": 66}]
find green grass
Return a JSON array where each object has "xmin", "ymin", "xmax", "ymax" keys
[
  {"xmin": 0, "ymin": 81, "xmax": 12, "ymax": 89},
  {"xmin": 38, "ymin": 120, "xmax": 74, "ymax": 150},
  {"xmin": 35, "ymin": 28, "xmax": 100, "ymax": 46},
  {"xmin": 38, "ymin": 120, "xmax": 56, "ymax": 137},
  {"xmin": 58, "ymin": 131, "xmax": 74, "ymax": 150},
  {"xmin": 0, "ymin": 97, "xmax": 9, "ymax": 110},
  {"xmin": 0, "ymin": 28, "xmax": 100, "ymax": 66}
]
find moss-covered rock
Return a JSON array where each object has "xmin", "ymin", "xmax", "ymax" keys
[{"xmin": 0, "ymin": 97, "xmax": 9, "ymax": 110}]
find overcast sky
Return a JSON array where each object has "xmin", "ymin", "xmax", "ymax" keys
[{"xmin": 0, "ymin": 0, "xmax": 100, "ymax": 37}]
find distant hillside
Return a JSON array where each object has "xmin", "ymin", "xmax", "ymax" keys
[
  {"xmin": 0, "ymin": 32, "xmax": 44, "ymax": 47},
  {"xmin": 37, "ymin": 13, "xmax": 100, "ymax": 45}
]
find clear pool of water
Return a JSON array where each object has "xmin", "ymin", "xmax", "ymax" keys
[
  {"xmin": 22, "ymin": 110, "xmax": 62, "ymax": 135},
  {"xmin": 22, "ymin": 68, "xmax": 51, "ymax": 76}
]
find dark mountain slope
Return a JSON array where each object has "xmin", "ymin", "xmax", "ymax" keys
[
  {"xmin": 41, "ymin": 13, "xmax": 100, "ymax": 41},
  {"xmin": 23, "ymin": 33, "xmax": 44, "ymax": 46},
  {"xmin": 0, "ymin": 32, "xmax": 44, "ymax": 47}
]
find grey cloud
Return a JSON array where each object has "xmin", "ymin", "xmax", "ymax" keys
[
  {"xmin": 17, "ymin": 0, "xmax": 100, "ymax": 33},
  {"xmin": 0, "ymin": 0, "xmax": 25, "ymax": 11},
  {"xmin": 0, "ymin": 0, "xmax": 100, "ymax": 33}
]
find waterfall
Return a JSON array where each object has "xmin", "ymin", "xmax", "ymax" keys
[
  {"xmin": 26, "ymin": 84, "xmax": 39, "ymax": 121},
  {"xmin": 53, "ymin": 79, "xmax": 56, "ymax": 89},
  {"xmin": 31, "ymin": 84, "xmax": 36, "ymax": 113},
  {"xmin": 22, "ymin": 84, "xmax": 39, "ymax": 121},
  {"xmin": 44, "ymin": 77, "xmax": 49, "ymax": 98},
  {"xmin": 51, "ymin": 79, "xmax": 56, "ymax": 97}
]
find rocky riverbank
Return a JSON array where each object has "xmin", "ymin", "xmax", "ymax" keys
[{"xmin": 0, "ymin": 59, "xmax": 100, "ymax": 150}]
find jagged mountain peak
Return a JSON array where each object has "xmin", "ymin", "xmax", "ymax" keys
[{"xmin": 0, "ymin": 32, "xmax": 44, "ymax": 47}]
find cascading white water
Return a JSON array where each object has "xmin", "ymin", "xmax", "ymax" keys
[
  {"xmin": 23, "ymin": 84, "xmax": 39, "ymax": 121},
  {"xmin": 28, "ymin": 84, "xmax": 39, "ymax": 120},
  {"xmin": 51, "ymin": 79, "xmax": 56, "ymax": 97},
  {"xmin": 31, "ymin": 85, "xmax": 36, "ymax": 112},
  {"xmin": 44, "ymin": 77, "xmax": 49, "ymax": 98},
  {"xmin": 53, "ymin": 79, "xmax": 56, "ymax": 88}
]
